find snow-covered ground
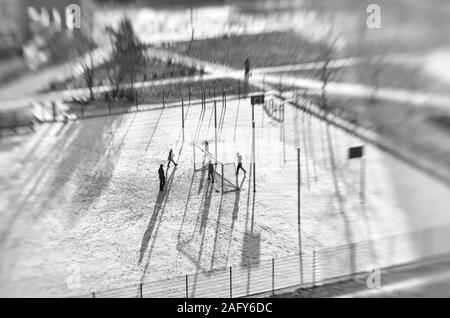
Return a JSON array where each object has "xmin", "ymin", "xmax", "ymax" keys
[{"xmin": 1, "ymin": 96, "xmax": 450, "ymax": 297}]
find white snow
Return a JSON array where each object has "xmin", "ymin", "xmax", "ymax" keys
[{"xmin": 1, "ymin": 96, "xmax": 450, "ymax": 297}]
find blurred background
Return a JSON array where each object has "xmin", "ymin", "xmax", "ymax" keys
[{"xmin": 1, "ymin": 0, "xmax": 450, "ymax": 298}]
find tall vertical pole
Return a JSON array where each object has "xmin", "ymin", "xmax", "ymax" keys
[
  {"xmin": 298, "ymin": 147, "xmax": 303, "ymax": 285},
  {"xmin": 52, "ymin": 102, "xmax": 57, "ymax": 122},
  {"xmin": 162, "ymin": 86, "xmax": 165, "ymax": 108},
  {"xmin": 360, "ymin": 156, "xmax": 366, "ymax": 205},
  {"xmin": 203, "ymin": 90, "xmax": 206, "ymax": 111},
  {"xmin": 312, "ymin": 250, "xmax": 316, "ymax": 287},
  {"xmin": 252, "ymin": 102, "xmax": 256, "ymax": 192},
  {"xmin": 185, "ymin": 275, "xmax": 189, "ymax": 298},
  {"xmin": 181, "ymin": 97, "xmax": 185, "ymax": 140},
  {"xmin": 221, "ymin": 165, "xmax": 224, "ymax": 192},
  {"xmin": 225, "ymin": 90, "xmax": 227, "ymax": 108},
  {"xmin": 229, "ymin": 267, "xmax": 233, "ymax": 298},
  {"xmin": 297, "ymin": 147, "xmax": 301, "ymax": 225},
  {"xmin": 272, "ymin": 258, "xmax": 275, "ymax": 296},
  {"xmin": 238, "ymin": 80, "xmax": 241, "ymax": 100},
  {"xmin": 214, "ymin": 101, "xmax": 218, "ymax": 159}
]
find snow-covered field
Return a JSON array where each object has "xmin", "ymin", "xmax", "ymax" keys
[{"xmin": 1, "ymin": 96, "xmax": 450, "ymax": 297}]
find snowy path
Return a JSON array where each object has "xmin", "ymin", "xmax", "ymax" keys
[{"xmin": 1, "ymin": 96, "xmax": 450, "ymax": 297}]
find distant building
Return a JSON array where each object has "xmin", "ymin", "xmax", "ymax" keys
[
  {"xmin": 0, "ymin": 0, "xmax": 28, "ymax": 54},
  {"xmin": 0, "ymin": 0, "xmax": 93, "ymax": 56}
]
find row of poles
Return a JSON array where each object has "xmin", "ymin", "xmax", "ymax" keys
[{"xmin": 90, "ymin": 251, "xmax": 328, "ymax": 298}]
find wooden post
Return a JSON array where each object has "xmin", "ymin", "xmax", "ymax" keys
[
  {"xmin": 185, "ymin": 275, "xmax": 189, "ymax": 298},
  {"xmin": 140, "ymin": 283, "xmax": 143, "ymax": 298}
]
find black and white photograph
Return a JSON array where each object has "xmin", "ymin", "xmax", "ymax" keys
[{"xmin": 1, "ymin": 0, "xmax": 450, "ymax": 304}]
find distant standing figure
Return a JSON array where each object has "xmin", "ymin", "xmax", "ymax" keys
[
  {"xmin": 236, "ymin": 152, "xmax": 247, "ymax": 175},
  {"xmin": 167, "ymin": 149, "xmax": 178, "ymax": 167},
  {"xmin": 207, "ymin": 161, "xmax": 215, "ymax": 182},
  {"xmin": 158, "ymin": 164, "xmax": 165, "ymax": 191},
  {"xmin": 244, "ymin": 58, "xmax": 251, "ymax": 78}
]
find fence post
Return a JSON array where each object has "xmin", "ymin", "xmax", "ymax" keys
[
  {"xmin": 238, "ymin": 80, "xmax": 241, "ymax": 100},
  {"xmin": 224, "ymin": 90, "xmax": 227, "ymax": 109},
  {"xmin": 272, "ymin": 258, "xmax": 275, "ymax": 296},
  {"xmin": 92, "ymin": 292, "xmax": 96, "ymax": 298},
  {"xmin": 135, "ymin": 89, "xmax": 138, "ymax": 110},
  {"xmin": 140, "ymin": 283, "xmax": 143, "ymax": 298},
  {"xmin": 351, "ymin": 243, "xmax": 356, "ymax": 278},
  {"xmin": 221, "ymin": 164, "xmax": 224, "ymax": 192},
  {"xmin": 186, "ymin": 275, "xmax": 189, "ymax": 298},
  {"xmin": 52, "ymin": 102, "xmax": 57, "ymax": 122},
  {"xmin": 193, "ymin": 144, "xmax": 196, "ymax": 170},
  {"xmin": 229, "ymin": 266, "xmax": 233, "ymax": 298},
  {"xmin": 182, "ymin": 98, "xmax": 185, "ymax": 140},
  {"xmin": 163, "ymin": 86, "xmax": 165, "ymax": 108},
  {"xmin": 312, "ymin": 250, "xmax": 316, "ymax": 287}
]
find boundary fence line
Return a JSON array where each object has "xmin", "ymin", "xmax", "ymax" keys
[
  {"xmin": 75, "ymin": 224, "xmax": 450, "ymax": 298},
  {"xmin": 281, "ymin": 91, "xmax": 450, "ymax": 187}
]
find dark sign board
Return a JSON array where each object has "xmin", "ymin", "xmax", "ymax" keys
[
  {"xmin": 251, "ymin": 94, "xmax": 265, "ymax": 105},
  {"xmin": 348, "ymin": 146, "xmax": 364, "ymax": 159}
]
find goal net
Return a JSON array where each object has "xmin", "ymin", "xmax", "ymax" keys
[{"xmin": 192, "ymin": 143, "xmax": 240, "ymax": 193}]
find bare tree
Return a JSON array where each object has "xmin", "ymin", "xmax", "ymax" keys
[
  {"xmin": 106, "ymin": 18, "xmax": 147, "ymax": 98},
  {"xmin": 76, "ymin": 35, "xmax": 97, "ymax": 101},
  {"xmin": 317, "ymin": 39, "xmax": 337, "ymax": 120},
  {"xmin": 187, "ymin": 6, "xmax": 195, "ymax": 54}
]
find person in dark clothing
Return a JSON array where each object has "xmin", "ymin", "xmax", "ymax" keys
[
  {"xmin": 236, "ymin": 152, "xmax": 247, "ymax": 175},
  {"xmin": 244, "ymin": 58, "xmax": 250, "ymax": 78},
  {"xmin": 207, "ymin": 161, "xmax": 215, "ymax": 182},
  {"xmin": 167, "ymin": 148, "xmax": 178, "ymax": 168},
  {"xmin": 158, "ymin": 164, "xmax": 165, "ymax": 191}
]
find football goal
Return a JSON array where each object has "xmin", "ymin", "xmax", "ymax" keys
[{"xmin": 192, "ymin": 143, "xmax": 240, "ymax": 193}]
